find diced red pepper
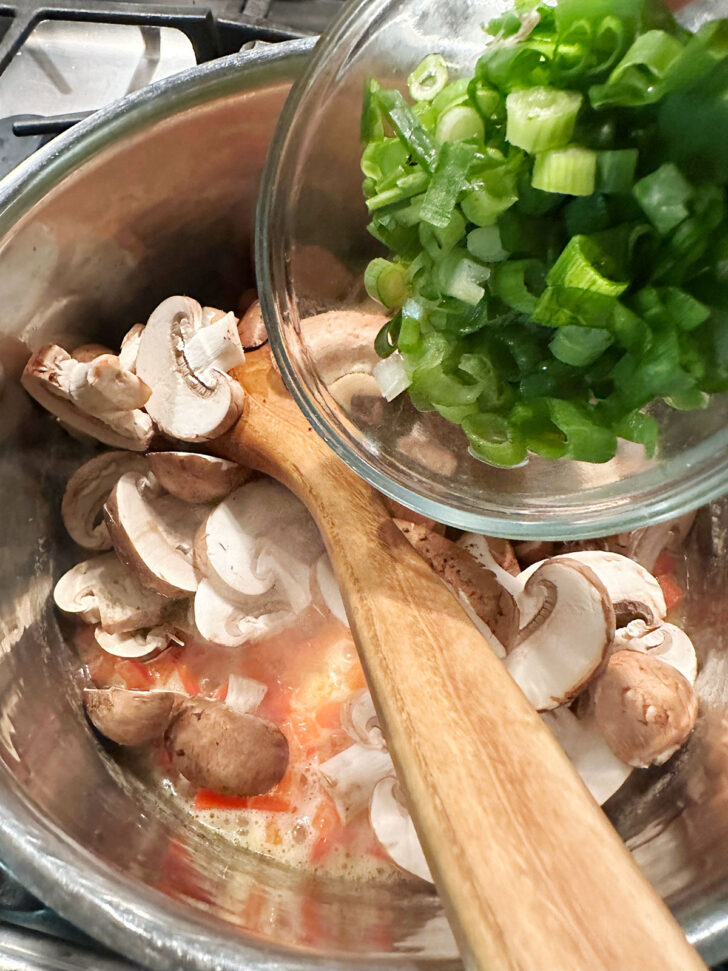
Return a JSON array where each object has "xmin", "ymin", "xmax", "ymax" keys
[
  {"xmin": 213, "ymin": 682, "xmax": 229, "ymax": 702},
  {"xmin": 658, "ymin": 573, "xmax": 684, "ymax": 612},
  {"xmin": 315, "ymin": 699, "xmax": 342, "ymax": 731},
  {"xmin": 193, "ymin": 790, "xmax": 292, "ymax": 812},
  {"xmin": 653, "ymin": 549, "xmax": 678, "ymax": 576},
  {"xmin": 117, "ymin": 659, "xmax": 154, "ymax": 690},
  {"xmin": 176, "ymin": 664, "xmax": 201, "ymax": 696}
]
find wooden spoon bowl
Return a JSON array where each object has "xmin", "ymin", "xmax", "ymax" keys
[{"xmin": 215, "ymin": 346, "xmax": 706, "ymax": 971}]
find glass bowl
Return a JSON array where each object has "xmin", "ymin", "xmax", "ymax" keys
[{"xmin": 257, "ymin": 0, "xmax": 728, "ymax": 540}]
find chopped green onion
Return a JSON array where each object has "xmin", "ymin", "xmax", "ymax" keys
[
  {"xmin": 467, "ymin": 225, "xmax": 510, "ymax": 263},
  {"xmin": 462, "ymin": 412, "xmax": 528, "ymax": 467},
  {"xmin": 547, "ymin": 398, "xmax": 617, "ymax": 462},
  {"xmin": 614, "ymin": 410, "xmax": 659, "ymax": 457},
  {"xmin": 408, "ymin": 54, "xmax": 450, "ymax": 102},
  {"xmin": 375, "ymin": 89, "xmax": 438, "ymax": 172},
  {"xmin": 633, "ymin": 162, "xmax": 692, "ymax": 235},
  {"xmin": 374, "ymin": 314, "xmax": 402, "ymax": 359},
  {"xmin": 461, "ymin": 185, "xmax": 518, "ymax": 226},
  {"xmin": 436, "ymin": 106, "xmax": 485, "ymax": 144},
  {"xmin": 549, "ymin": 325, "xmax": 614, "ymax": 366},
  {"xmin": 365, "ymin": 258, "xmax": 409, "ymax": 309},
  {"xmin": 506, "ymin": 87, "xmax": 583, "ymax": 154},
  {"xmin": 589, "ymin": 29, "xmax": 685, "ymax": 107},
  {"xmin": 548, "ymin": 235, "xmax": 627, "ymax": 296},
  {"xmin": 420, "ymin": 141, "xmax": 478, "ymax": 229},
  {"xmin": 436, "ymin": 250, "xmax": 491, "ymax": 305},
  {"xmin": 532, "ymin": 146, "xmax": 598, "ymax": 196},
  {"xmin": 596, "ymin": 149, "xmax": 638, "ymax": 193},
  {"xmin": 491, "ymin": 260, "xmax": 545, "ymax": 314}
]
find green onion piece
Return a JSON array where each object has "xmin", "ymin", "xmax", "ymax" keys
[
  {"xmin": 375, "ymin": 89, "xmax": 438, "ymax": 173},
  {"xmin": 410, "ymin": 366, "xmax": 483, "ymax": 407},
  {"xmin": 403, "ymin": 332, "xmax": 452, "ymax": 374},
  {"xmin": 468, "ymin": 79, "xmax": 504, "ymax": 121},
  {"xmin": 432, "ymin": 78, "xmax": 470, "ymax": 115},
  {"xmin": 461, "ymin": 186, "xmax": 518, "ymax": 226},
  {"xmin": 374, "ymin": 314, "xmax": 402, "ymax": 359},
  {"xmin": 490, "ymin": 260, "xmax": 545, "ymax": 314},
  {"xmin": 420, "ymin": 141, "xmax": 478, "ymax": 229},
  {"xmin": 565, "ymin": 194, "xmax": 611, "ymax": 235},
  {"xmin": 436, "ymin": 105, "xmax": 486, "ymax": 144},
  {"xmin": 435, "ymin": 402, "xmax": 480, "ymax": 423},
  {"xmin": 510, "ymin": 399, "xmax": 568, "ymax": 459},
  {"xmin": 365, "ymin": 171, "xmax": 430, "ymax": 212},
  {"xmin": 662, "ymin": 20, "xmax": 728, "ymax": 94},
  {"xmin": 364, "ymin": 258, "xmax": 409, "ymax": 309},
  {"xmin": 467, "ymin": 225, "xmax": 510, "ymax": 263},
  {"xmin": 549, "ymin": 325, "xmax": 613, "ymax": 366},
  {"xmin": 633, "ymin": 162, "xmax": 692, "ymax": 235},
  {"xmin": 547, "ymin": 398, "xmax": 617, "ymax": 462},
  {"xmin": 532, "ymin": 146, "xmax": 598, "ymax": 196},
  {"xmin": 589, "ymin": 29, "xmax": 685, "ymax": 108},
  {"xmin": 597, "ymin": 149, "xmax": 638, "ymax": 193},
  {"xmin": 462, "ymin": 412, "xmax": 528, "ymax": 468},
  {"xmin": 433, "ymin": 209, "xmax": 467, "ymax": 251},
  {"xmin": 360, "ymin": 137, "xmax": 408, "ymax": 180},
  {"xmin": 533, "ymin": 286, "xmax": 617, "ymax": 331},
  {"xmin": 614, "ymin": 410, "xmax": 659, "ymax": 457},
  {"xmin": 506, "ymin": 87, "xmax": 583, "ymax": 154},
  {"xmin": 398, "ymin": 299, "xmax": 425, "ymax": 353},
  {"xmin": 361, "ymin": 78, "xmax": 384, "ymax": 141},
  {"xmin": 661, "ymin": 287, "xmax": 711, "ymax": 332},
  {"xmin": 436, "ymin": 250, "xmax": 491, "ymax": 305},
  {"xmin": 408, "ymin": 54, "xmax": 449, "ymax": 102},
  {"xmin": 548, "ymin": 235, "xmax": 627, "ymax": 296}
]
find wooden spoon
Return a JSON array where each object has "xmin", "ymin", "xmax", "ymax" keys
[{"xmin": 216, "ymin": 345, "xmax": 706, "ymax": 971}]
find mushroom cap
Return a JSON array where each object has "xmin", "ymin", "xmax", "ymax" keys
[
  {"xmin": 105, "ymin": 472, "xmax": 205, "ymax": 597},
  {"xmin": 541, "ymin": 708, "xmax": 633, "ymax": 806},
  {"xmin": 613, "ymin": 621, "xmax": 698, "ymax": 685},
  {"xmin": 71, "ymin": 343, "xmax": 115, "ymax": 362},
  {"xmin": 62, "ymin": 451, "xmax": 149, "ymax": 550},
  {"xmin": 165, "ymin": 698, "xmax": 289, "ymax": 797},
  {"xmin": 197, "ymin": 479, "xmax": 323, "ymax": 604},
  {"xmin": 505, "ymin": 557, "xmax": 615, "ymax": 711},
  {"xmin": 318, "ymin": 742, "xmax": 394, "ymax": 823},
  {"xmin": 146, "ymin": 452, "xmax": 250, "ymax": 505},
  {"xmin": 237, "ymin": 300, "xmax": 268, "ymax": 350},
  {"xmin": 396, "ymin": 520, "xmax": 518, "ymax": 646},
  {"xmin": 84, "ymin": 687, "xmax": 183, "ymax": 746},
  {"xmin": 370, "ymin": 777, "xmax": 433, "ymax": 883},
  {"xmin": 457, "ymin": 532, "xmax": 522, "ymax": 596},
  {"xmin": 134, "ymin": 295, "xmax": 244, "ymax": 442},
  {"xmin": 521, "ymin": 551, "xmax": 666, "ymax": 627},
  {"xmin": 54, "ymin": 553, "xmax": 169, "ymax": 632},
  {"xmin": 21, "ymin": 345, "xmax": 153, "ymax": 451},
  {"xmin": 94, "ymin": 625, "xmax": 173, "ymax": 659},
  {"xmin": 68, "ymin": 354, "xmax": 151, "ymax": 413},
  {"xmin": 593, "ymin": 651, "xmax": 698, "ymax": 768},
  {"xmin": 118, "ymin": 324, "xmax": 145, "ymax": 374},
  {"xmin": 193, "ymin": 578, "xmax": 292, "ymax": 648},
  {"xmin": 342, "ymin": 690, "xmax": 384, "ymax": 749}
]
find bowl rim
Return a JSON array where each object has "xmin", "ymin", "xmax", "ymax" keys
[
  {"xmin": 257, "ymin": 0, "xmax": 728, "ymax": 542},
  {"xmin": 0, "ymin": 35, "xmax": 417, "ymax": 971}
]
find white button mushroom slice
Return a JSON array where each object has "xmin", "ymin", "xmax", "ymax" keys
[
  {"xmin": 328, "ymin": 371, "xmax": 382, "ymax": 412},
  {"xmin": 225, "ymin": 674, "xmax": 267, "ymax": 715},
  {"xmin": 135, "ymin": 296, "xmax": 245, "ymax": 443},
  {"xmin": 198, "ymin": 479, "xmax": 324, "ymax": 603},
  {"xmin": 71, "ymin": 343, "xmax": 115, "ymax": 362},
  {"xmin": 118, "ymin": 323, "xmax": 145, "ymax": 374},
  {"xmin": 370, "ymin": 777, "xmax": 434, "ymax": 884},
  {"xmin": 301, "ymin": 310, "xmax": 387, "ymax": 384},
  {"xmin": 193, "ymin": 578, "xmax": 292, "ymax": 648},
  {"xmin": 62, "ymin": 451, "xmax": 149, "ymax": 550},
  {"xmin": 457, "ymin": 532, "xmax": 522, "ymax": 597},
  {"xmin": 146, "ymin": 452, "xmax": 250, "ymax": 505},
  {"xmin": 94, "ymin": 625, "xmax": 173, "ymax": 659},
  {"xmin": 313, "ymin": 554, "xmax": 348, "ymax": 627},
  {"xmin": 237, "ymin": 300, "xmax": 268, "ymax": 350},
  {"xmin": 317, "ymin": 742, "xmax": 395, "ymax": 823},
  {"xmin": 66, "ymin": 354, "xmax": 151, "ymax": 414},
  {"xmin": 342, "ymin": 690, "xmax": 385, "ymax": 750},
  {"xmin": 607, "ymin": 512, "xmax": 696, "ymax": 573},
  {"xmin": 54, "ymin": 553, "xmax": 170, "ymax": 632},
  {"xmin": 519, "ymin": 550, "xmax": 666, "ymax": 628},
  {"xmin": 613, "ymin": 621, "xmax": 698, "ymax": 685},
  {"xmin": 105, "ymin": 472, "xmax": 206, "ymax": 597},
  {"xmin": 593, "ymin": 651, "xmax": 698, "ymax": 768},
  {"xmin": 540, "ymin": 708, "xmax": 633, "ymax": 806},
  {"xmin": 21, "ymin": 345, "xmax": 154, "ymax": 451},
  {"xmin": 184, "ymin": 311, "xmax": 244, "ymax": 376},
  {"xmin": 505, "ymin": 558, "xmax": 615, "ymax": 711}
]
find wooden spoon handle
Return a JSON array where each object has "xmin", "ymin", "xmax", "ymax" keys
[{"xmin": 219, "ymin": 350, "xmax": 706, "ymax": 971}]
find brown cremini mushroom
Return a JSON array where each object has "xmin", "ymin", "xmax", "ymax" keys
[
  {"xmin": 84, "ymin": 687, "xmax": 183, "ymax": 746},
  {"xmin": 593, "ymin": 651, "xmax": 698, "ymax": 768},
  {"xmin": 165, "ymin": 698, "xmax": 289, "ymax": 796},
  {"xmin": 146, "ymin": 451, "xmax": 250, "ymax": 504},
  {"xmin": 237, "ymin": 300, "xmax": 268, "ymax": 350}
]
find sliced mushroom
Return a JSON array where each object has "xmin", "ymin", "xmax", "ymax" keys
[
  {"xmin": 84, "ymin": 687, "xmax": 184, "ymax": 746},
  {"xmin": 225, "ymin": 674, "xmax": 267, "ymax": 715},
  {"xmin": 540, "ymin": 707, "xmax": 633, "ymax": 806},
  {"xmin": 302, "ymin": 310, "xmax": 387, "ymax": 385},
  {"xmin": 318, "ymin": 742, "xmax": 394, "ymax": 822},
  {"xmin": 197, "ymin": 479, "xmax": 323, "ymax": 605},
  {"xmin": 457, "ymin": 532, "xmax": 522, "ymax": 595},
  {"xmin": 72, "ymin": 343, "xmax": 114, "ymax": 362},
  {"xmin": 342, "ymin": 690, "xmax": 384, "ymax": 750},
  {"xmin": 105, "ymin": 472, "xmax": 206, "ymax": 597},
  {"xmin": 146, "ymin": 452, "xmax": 250, "ymax": 504},
  {"xmin": 505, "ymin": 558, "xmax": 615, "ymax": 711},
  {"xmin": 94, "ymin": 625, "xmax": 175, "ymax": 659},
  {"xmin": 613, "ymin": 621, "xmax": 698, "ymax": 685},
  {"xmin": 593, "ymin": 651, "xmax": 698, "ymax": 768},
  {"xmin": 193, "ymin": 578, "xmax": 292, "ymax": 648},
  {"xmin": 67, "ymin": 354, "xmax": 151, "ymax": 414},
  {"xmin": 237, "ymin": 300, "xmax": 268, "ymax": 350},
  {"xmin": 134, "ymin": 296, "xmax": 245, "ymax": 442},
  {"xmin": 313, "ymin": 554, "xmax": 348, "ymax": 627},
  {"xmin": 118, "ymin": 324, "xmax": 145, "ymax": 374},
  {"xmin": 165, "ymin": 697, "xmax": 289, "ymax": 796},
  {"xmin": 380, "ymin": 497, "xmax": 444, "ymax": 533},
  {"xmin": 396, "ymin": 520, "xmax": 518, "ymax": 646},
  {"xmin": 514, "ymin": 541, "xmax": 555, "ymax": 567},
  {"xmin": 329, "ymin": 370, "xmax": 383, "ymax": 413},
  {"xmin": 607, "ymin": 513, "xmax": 696, "ymax": 573},
  {"xmin": 370, "ymin": 777, "xmax": 433, "ymax": 883},
  {"xmin": 62, "ymin": 451, "xmax": 149, "ymax": 550},
  {"xmin": 21, "ymin": 345, "xmax": 154, "ymax": 450},
  {"xmin": 520, "ymin": 551, "xmax": 666, "ymax": 628},
  {"xmin": 54, "ymin": 553, "xmax": 170, "ymax": 632}
]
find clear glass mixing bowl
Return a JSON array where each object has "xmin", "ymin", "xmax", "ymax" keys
[{"xmin": 257, "ymin": 0, "xmax": 728, "ymax": 540}]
